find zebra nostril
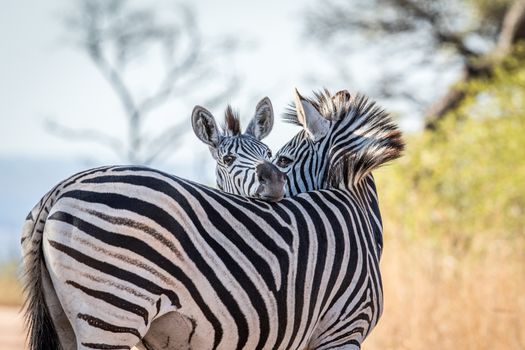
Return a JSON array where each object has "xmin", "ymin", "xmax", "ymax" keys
[{"xmin": 256, "ymin": 161, "xmax": 286, "ymax": 196}]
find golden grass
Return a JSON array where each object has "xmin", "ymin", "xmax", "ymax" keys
[
  {"xmin": 0, "ymin": 261, "xmax": 24, "ymax": 307},
  {"xmin": 365, "ymin": 236, "xmax": 525, "ymax": 350}
]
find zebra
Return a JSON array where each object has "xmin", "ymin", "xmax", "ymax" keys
[{"xmin": 21, "ymin": 90, "xmax": 403, "ymax": 349}]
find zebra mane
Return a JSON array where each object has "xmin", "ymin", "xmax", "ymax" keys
[
  {"xmin": 284, "ymin": 89, "xmax": 405, "ymax": 187},
  {"xmin": 282, "ymin": 88, "xmax": 353, "ymax": 125},
  {"xmin": 223, "ymin": 105, "xmax": 241, "ymax": 136}
]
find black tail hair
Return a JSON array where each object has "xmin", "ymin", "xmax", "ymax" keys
[{"xmin": 21, "ymin": 190, "xmax": 61, "ymax": 350}]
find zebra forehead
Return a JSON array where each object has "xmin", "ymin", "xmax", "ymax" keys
[
  {"xmin": 278, "ymin": 130, "xmax": 310, "ymax": 152},
  {"xmin": 218, "ymin": 135, "xmax": 269, "ymax": 154}
]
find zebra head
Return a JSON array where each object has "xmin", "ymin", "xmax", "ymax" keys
[
  {"xmin": 192, "ymin": 97, "xmax": 286, "ymax": 202},
  {"xmin": 274, "ymin": 88, "xmax": 404, "ymax": 196}
]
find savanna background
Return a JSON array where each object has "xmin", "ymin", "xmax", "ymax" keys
[{"xmin": 1, "ymin": 0, "xmax": 524, "ymax": 349}]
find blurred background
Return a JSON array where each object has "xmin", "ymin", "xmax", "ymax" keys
[{"xmin": 1, "ymin": 0, "xmax": 524, "ymax": 348}]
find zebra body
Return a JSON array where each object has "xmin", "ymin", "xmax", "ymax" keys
[{"xmin": 23, "ymin": 165, "xmax": 381, "ymax": 349}]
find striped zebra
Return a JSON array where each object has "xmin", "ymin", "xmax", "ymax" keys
[{"xmin": 21, "ymin": 90, "xmax": 403, "ymax": 349}]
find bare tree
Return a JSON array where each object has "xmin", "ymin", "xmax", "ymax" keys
[
  {"xmin": 304, "ymin": 0, "xmax": 525, "ymax": 129},
  {"xmin": 48, "ymin": 0, "xmax": 241, "ymax": 164}
]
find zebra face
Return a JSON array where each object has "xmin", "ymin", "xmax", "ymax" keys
[
  {"xmin": 274, "ymin": 88, "xmax": 404, "ymax": 196},
  {"xmin": 214, "ymin": 135, "xmax": 282, "ymax": 199},
  {"xmin": 273, "ymin": 89, "xmax": 333, "ymax": 196},
  {"xmin": 273, "ymin": 130, "xmax": 325, "ymax": 196},
  {"xmin": 192, "ymin": 97, "xmax": 286, "ymax": 201}
]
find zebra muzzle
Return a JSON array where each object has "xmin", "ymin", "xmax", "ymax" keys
[{"xmin": 254, "ymin": 161, "xmax": 286, "ymax": 202}]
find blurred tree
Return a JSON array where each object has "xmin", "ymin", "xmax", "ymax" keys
[
  {"xmin": 375, "ymin": 46, "xmax": 525, "ymax": 250},
  {"xmin": 48, "ymin": 0, "xmax": 241, "ymax": 164},
  {"xmin": 304, "ymin": 0, "xmax": 525, "ymax": 129}
]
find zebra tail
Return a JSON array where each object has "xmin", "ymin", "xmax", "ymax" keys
[{"xmin": 21, "ymin": 189, "xmax": 61, "ymax": 350}]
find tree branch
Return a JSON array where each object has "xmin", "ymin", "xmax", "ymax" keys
[
  {"xmin": 45, "ymin": 119, "xmax": 125, "ymax": 158},
  {"xmin": 59, "ymin": 0, "xmax": 241, "ymax": 164},
  {"xmin": 137, "ymin": 5, "xmax": 202, "ymax": 115},
  {"xmin": 142, "ymin": 121, "xmax": 189, "ymax": 165},
  {"xmin": 424, "ymin": 0, "xmax": 525, "ymax": 129},
  {"xmin": 497, "ymin": 0, "xmax": 525, "ymax": 56}
]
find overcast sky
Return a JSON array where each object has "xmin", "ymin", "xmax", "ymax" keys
[{"xmin": 0, "ymin": 0, "xmax": 328, "ymax": 163}]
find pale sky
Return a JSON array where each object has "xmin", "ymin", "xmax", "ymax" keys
[
  {"xmin": 0, "ymin": 0, "xmax": 453, "ymax": 168},
  {"xmin": 0, "ymin": 0, "xmax": 317, "ymax": 164}
]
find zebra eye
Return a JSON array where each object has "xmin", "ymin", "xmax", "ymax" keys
[
  {"xmin": 222, "ymin": 154, "xmax": 236, "ymax": 166},
  {"xmin": 276, "ymin": 156, "xmax": 292, "ymax": 168},
  {"xmin": 266, "ymin": 150, "xmax": 272, "ymax": 159}
]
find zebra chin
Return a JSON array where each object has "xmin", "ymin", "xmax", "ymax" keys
[{"xmin": 253, "ymin": 187, "xmax": 285, "ymax": 202}]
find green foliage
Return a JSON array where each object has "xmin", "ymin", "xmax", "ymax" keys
[
  {"xmin": 467, "ymin": 0, "xmax": 513, "ymax": 28},
  {"xmin": 376, "ymin": 48, "xmax": 525, "ymax": 251}
]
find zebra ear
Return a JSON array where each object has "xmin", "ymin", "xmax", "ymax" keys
[
  {"xmin": 245, "ymin": 97, "xmax": 274, "ymax": 140},
  {"xmin": 294, "ymin": 88, "xmax": 330, "ymax": 141},
  {"xmin": 192, "ymin": 106, "xmax": 221, "ymax": 157}
]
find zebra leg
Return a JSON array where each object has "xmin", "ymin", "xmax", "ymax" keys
[
  {"xmin": 139, "ymin": 311, "xmax": 195, "ymax": 350},
  {"xmin": 41, "ymin": 263, "xmax": 76, "ymax": 350}
]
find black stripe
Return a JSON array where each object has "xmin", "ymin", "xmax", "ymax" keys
[
  {"xmin": 60, "ymin": 165, "xmax": 116, "ymax": 190},
  {"xmin": 77, "ymin": 313, "xmax": 141, "ymax": 339},
  {"xmin": 155, "ymin": 299, "xmax": 161, "ymax": 317},
  {"xmin": 82, "ymin": 343, "xmax": 130, "ymax": 349},
  {"xmin": 66, "ymin": 280, "xmax": 149, "ymax": 325}
]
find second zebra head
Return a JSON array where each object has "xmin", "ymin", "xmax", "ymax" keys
[{"xmin": 192, "ymin": 97, "xmax": 286, "ymax": 202}]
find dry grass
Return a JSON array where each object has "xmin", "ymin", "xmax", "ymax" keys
[
  {"xmin": 366, "ymin": 236, "xmax": 525, "ymax": 350},
  {"xmin": 0, "ymin": 261, "xmax": 24, "ymax": 307}
]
